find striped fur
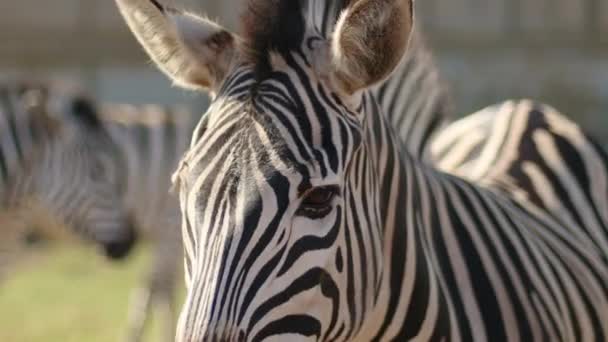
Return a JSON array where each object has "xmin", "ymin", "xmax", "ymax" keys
[
  {"xmin": 305, "ymin": 0, "xmax": 452, "ymax": 159},
  {"xmin": 430, "ymin": 99, "xmax": 608, "ymax": 252},
  {"xmin": 118, "ymin": 0, "xmax": 608, "ymax": 341},
  {"xmin": 173, "ymin": 64, "xmax": 608, "ymax": 341}
]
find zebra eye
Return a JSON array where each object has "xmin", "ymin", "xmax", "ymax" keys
[{"xmin": 297, "ymin": 186, "xmax": 339, "ymax": 218}]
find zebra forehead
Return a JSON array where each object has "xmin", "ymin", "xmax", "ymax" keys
[
  {"xmin": 177, "ymin": 114, "xmax": 303, "ymax": 175},
  {"xmin": 241, "ymin": 0, "xmax": 307, "ymax": 80}
]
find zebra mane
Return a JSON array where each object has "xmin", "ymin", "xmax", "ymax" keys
[{"xmin": 240, "ymin": 0, "xmax": 307, "ymax": 80}]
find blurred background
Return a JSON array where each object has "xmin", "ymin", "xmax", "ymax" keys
[
  {"xmin": 2, "ymin": 0, "xmax": 607, "ymax": 139},
  {"xmin": 0, "ymin": 0, "xmax": 606, "ymax": 341}
]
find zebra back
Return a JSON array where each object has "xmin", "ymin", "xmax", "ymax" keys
[{"xmin": 431, "ymin": 99, "xmax": 608, "ymax": 256}]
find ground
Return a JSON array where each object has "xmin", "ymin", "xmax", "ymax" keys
[{"xmin": 0, "ymin": 243, "xmax": 178, "ymax": 342}]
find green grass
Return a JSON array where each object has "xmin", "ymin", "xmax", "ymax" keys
[{"xmin": 0, "ymin": 243, "xmax": 172, "ymax": 342}]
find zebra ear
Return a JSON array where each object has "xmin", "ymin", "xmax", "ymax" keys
[
  {"xmin": 330, "ymin": 0, "xmax": 413, "ymax": 94},
  {"xmin": 115, "ymin": 0, "xmax": 238, "ymax": 92}
]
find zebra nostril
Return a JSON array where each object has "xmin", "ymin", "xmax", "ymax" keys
[{"xmin": 103, "ymin": 218, "xmax": 138, "ymax": 260}]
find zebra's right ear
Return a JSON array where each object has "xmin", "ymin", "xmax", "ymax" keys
[
  {"xmin": 115, "ymin": 0, "xmax": 238, "ymax": 92},
  {"xmin": 330, "ymin": 0, "xmax": 413, "ymax": 94}
]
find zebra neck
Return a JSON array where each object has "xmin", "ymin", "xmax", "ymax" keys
[
  {"xmin": 353, "ymin": 95, "xmax": 452, "ymax": 339},
  {"xmin": 373, "ymin": 29, "xmax": 452, "ymax": 160}
]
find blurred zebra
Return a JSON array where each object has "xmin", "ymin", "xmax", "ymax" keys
[
  {"xmin": 100, "ymin": 103, "xmax": 200, "ymax": 342},
  {"xmin": 117, "ymin": 0, "xmax": 608, "ymax": 340},
  {"xmin": 0, "ymin": 81, "xmax": 136, "ymax": 279}
]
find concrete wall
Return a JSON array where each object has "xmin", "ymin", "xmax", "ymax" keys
[{"xmin": 1, "ymin": 0, "xmax": 606, "ymax": 141}]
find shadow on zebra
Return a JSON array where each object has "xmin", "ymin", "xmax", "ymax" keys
[
  {"xmin": 0, "ymin": 80, "xmax": 137, "ymax": 281},
  {"xmin": 116, "ymin": 0, "xmax": 607, "ymax": 341}
]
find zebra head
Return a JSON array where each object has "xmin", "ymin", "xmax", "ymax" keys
[
  {"xmin": 117, "ymin": 0, "xmax": 413, "ymax": 340},
  {"xmin": 11, "ymin": 84, "xmax": 137, "ymax": 260}
]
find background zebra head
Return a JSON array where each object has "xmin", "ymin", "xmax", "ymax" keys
[
  {"xmin": 117, "ymin": 0, "xmax": 413, "ymax": 340},
  {"xmin": 3, "ymin": 82, "xmax": 137, "ymax": 260}
]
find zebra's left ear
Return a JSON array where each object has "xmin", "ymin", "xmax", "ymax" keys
[
  {"xmin": 330, "ymin": 0, "xmax": 413, "ymax": 94},
  {"xmin": 115, "ymin": 0, "xmax": 238, "ymax": 92}
]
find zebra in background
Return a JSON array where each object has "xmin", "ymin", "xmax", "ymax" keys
[
  {"xmin": 430, "ymin": 99, "xmax": 608, "ymax": 246},
  {"xmin": 117, "ymin": 0, "xmax": 608, "ymax": 340},
  {"xmin": 0, "ymin": 81, "xmax": 137, "ymax": 279},
  {"xmin": 100, "ymin": 103, "xmax": 200, "ymax": 342}
]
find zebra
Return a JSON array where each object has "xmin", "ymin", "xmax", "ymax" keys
[
  {"xmin": 99, "ymin": 103, "xmax": 199, "ymax": 342},
  {"xmin": 116, "ymin": 0, "xmax": 608, "ymax": 340},
  {"xmin": 310, "ymin": 0, "xmax": 606, "ymax": 246},
  {"xmin": 430, "ymin": 99, "xmax": 608, "ymax": 243},
  {"xmin": 0, "ymin": 81, "xmax": 137, "ymax": 279}
]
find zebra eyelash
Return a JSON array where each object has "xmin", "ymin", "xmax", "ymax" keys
[{"xmin": 296, "ymin": 185, "xmax": 340, "ymax": 219}]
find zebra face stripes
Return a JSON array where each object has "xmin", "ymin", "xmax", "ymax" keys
[
  {"xmin": 175, "ymin": 65, "xmax": 374, "ymax": 340},
  {"xmin": 117, "ymin": 0, "xmax": 413, "ymax": 339}
]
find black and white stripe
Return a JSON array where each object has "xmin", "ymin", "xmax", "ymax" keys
[
  {"xmin": 430, "ymin": 99, "xmax": 608, "ymax": 251},
  {"xmin": 174, "ymin": 60, "xmax": 608, "ymax": 342},
  {"xmin": 117, "ymin": 0, "xmax": 608, "ymax": 341},
  {"xmin": 305, "ymin": 0, "xmax": 452, "ymax": 159}
]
